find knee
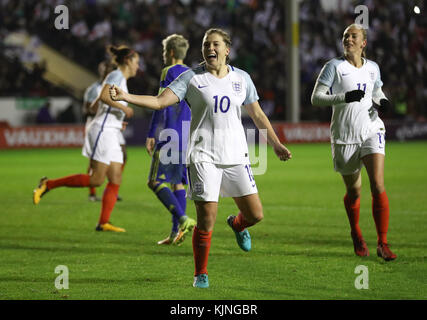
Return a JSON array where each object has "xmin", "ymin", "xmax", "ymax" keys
[
  {"xmin": 346, "ymin": 186, "xmax": 361, "ymax": 200},
  {"xmin": 371, "ymin": 183, "xmax": 385, "ymax": 195},
  {"xmin": 89, "ymin": 176, "xmax": 103, "ymax": 187}
]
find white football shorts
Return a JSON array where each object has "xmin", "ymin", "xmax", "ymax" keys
[
  {"xmin": 118, "ymin": 130, "xmax": 126, "ymax": 146},
  {"xmin": 84, "ymin": 115, "xmax": 94, "ymax": 135},
  {"xmin": 332, "ymin": 130, "xmax": 386, "ymax": 175},
  {"xmin": 82, "ymin": 123, "xmax": 123, "ymax": 165},
  {"xmin": 187, "ymin": 162, "xmax": 258, "ymax": 202}
]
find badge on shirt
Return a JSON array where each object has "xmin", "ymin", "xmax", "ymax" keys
[{"xmin": 232, "ymin": 81, "xmax": 242, "ymax": 93}]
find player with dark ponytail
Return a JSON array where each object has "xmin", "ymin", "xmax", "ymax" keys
[{"xmin": 33, "ymin": 45, "xmax": 139, "ymax": 233}]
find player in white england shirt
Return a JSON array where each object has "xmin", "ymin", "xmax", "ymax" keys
[
  {"xmin": 311, "ymin": 24, "xmax": 396, "ymax": 261},
  {"xmin": 33, "ymin": 46, "xmax": 136, "ymax": 234},
  {"xmin": 82, "ymin": 60, "xmax": 114, "ymax": 202},
  {"xmin": 110, "ymin": 28, "xmax": 292, "ymax": 288}
]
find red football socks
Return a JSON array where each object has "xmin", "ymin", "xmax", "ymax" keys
[
  {"xmin": 46, "ymin": 174, "xmax": 90, "ymax": 190},
  {"xmin": 372, "ymin": 191, "xmax": 390, "ymax": 245},
  {"xmin": 98, "ymin": 182, "xmax": 120, "ymax": 225},
  {"xmin": 232, "ymin": 212, "xmax": 255, "ymax": 232},
  {"xmin": 192, "ymin": 227, "xmax": 212, "ymax": 276},
  {"xmin": 344, "ymin": 194, "xmax": 362, "ymax": 238}
]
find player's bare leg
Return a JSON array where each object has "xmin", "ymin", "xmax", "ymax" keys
[{"xmin": 88, "ymin": 159, "xmax": 100, "ymax": 201}]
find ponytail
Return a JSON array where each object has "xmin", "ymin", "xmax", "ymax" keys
[{"xmin": 107, "ymin": 45, "xmax": 136, "ymax": 66}]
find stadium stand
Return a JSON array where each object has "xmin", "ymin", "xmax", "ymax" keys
[{"xmin": 0, "ymin": 0, "xmax": 425, "ymax": 122}]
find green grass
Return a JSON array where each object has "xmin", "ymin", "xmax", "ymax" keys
[{"xmin": 0, "ymin": 142, "xmax": 426, "ymax": 300}]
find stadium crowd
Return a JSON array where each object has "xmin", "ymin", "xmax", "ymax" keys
[{"xmin": 1, "ymin": 0, "xmax": 426, "ymax": 121}]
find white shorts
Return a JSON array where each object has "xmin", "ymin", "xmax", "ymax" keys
[
  {"xmin": 118, "ymin": 130, "xmax": 126, "ymax": 146},
  {"xmin": 82, "ymin": 123, "xmax": 123, "ymax": 165},
  {"xmin": 84, "ymin": 116, "xmax": 94, "ymax": 135},
  {"xmin": 187, "ymin": 162, "xmax": 258, "ymax": 202},
  {"xmin": 332, "ymin": 131, "xmax": 386, "ymax": 175}
]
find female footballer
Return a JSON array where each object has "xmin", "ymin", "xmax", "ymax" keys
[
  {"xmin": 311, "ymin": 24, "xmax": 396, "ymax": 261},
  {"xmin": 110, "ymin": 28, "xmax": 292, "ymax": 288},
  {"xmin": 33, "ymin": 45, "xmax": 138, "ymax": 233}
]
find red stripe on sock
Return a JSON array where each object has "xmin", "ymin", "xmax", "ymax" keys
[
  {"xmin": 46, "ymin": 174, "xmax": 90, "ymax": 190},
  {"xmin": 192, "ymin": 226, "xmax": 212, "ymax": 276},
  {"xmin": 98, "ymin": 183, "xmax": 120, "ymax": 225},
  {"xmin": 344, "ymin": 194, "xmax": 362, "ymax": 238},
  {"xmin": 232, "ymin": 212, "xmax": 255, "ymax": 232},
  {"xmin": 372, "ymin": 191, "xmax": 390, "ymax": 244}
]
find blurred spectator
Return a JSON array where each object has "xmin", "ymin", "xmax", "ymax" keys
[{"xmin": 36, "ymin": 101, "xmax": 55, "ymax": 124}]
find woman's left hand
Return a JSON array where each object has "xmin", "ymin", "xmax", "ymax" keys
[{"xmin": 274, "ymin": 143, "xmax": 292, "ymax": 161}]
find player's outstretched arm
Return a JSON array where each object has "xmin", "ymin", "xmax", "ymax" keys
[
  {"xmin": 245, "ymin": 101, "xmax": 292, "ymax": 162},
  {"xmin": 110, "ymin": 85, "xmax": 179, "ymax": 111}
]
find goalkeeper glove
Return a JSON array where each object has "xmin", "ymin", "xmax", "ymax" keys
[{"xmin": 345, "ymin": 90, "xmax": 365, "ymax": 103}]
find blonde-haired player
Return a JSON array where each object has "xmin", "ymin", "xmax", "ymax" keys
[
  {"xmin": 146, "ymin": 34, "xmax": 196, "ymax": 245},
  {"xmin": 311, "ymin": 24, "xmax": 396, "ymax": 261}
]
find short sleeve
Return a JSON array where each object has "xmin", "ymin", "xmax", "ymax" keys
[
  {"xmin": 83, "ymin": 86, "xmax": 91, "ymax": 104},
  {"xmin": 168, "ymin": 69, "xmax": 195, "ymax": 101},
  {"xmin": 104, "ymin": 70, "xmax": 123, "ymax": 86},
  {"xmin": 242, "ymin": 71, "xmax": 259, "ymax": 105},
  {"xmin": 84, "ymin": 84, "xmax": 99, "ymax": 104},
  {"xmin": 317, "ymin": 60, "xmax": 337, "ymax": 87}
]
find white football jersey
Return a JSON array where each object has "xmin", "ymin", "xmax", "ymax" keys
[
  {"xmin": 83, "ymin": 81, "xmax": 101, "ymax": 126},
  {"xmin": 91, "ymin": 69, "xmax": 128, "ymax": 130},
  {"xmin": 83, "ymin": 81, "xmax": 102, "ymax": 104},
  {"xmin": 168, "ymin": 64, "xmax": 259, "ymax": 165},
  {"xmin": 317, "ymin": 57, "xmax": 385, "ymax": 144}
]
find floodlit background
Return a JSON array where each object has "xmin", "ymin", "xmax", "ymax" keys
[
  {"xmin": 1, "ymin": 0, "xmax": 425, "ymax": 141},
  {"xmin": 0, "ymin": 0, "xmax": 426, "ymax": 302}
]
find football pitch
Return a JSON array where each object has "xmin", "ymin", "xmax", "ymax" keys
[{"xmin": 1, "ymin": 142, "xmax": 426, "ymax": 300}]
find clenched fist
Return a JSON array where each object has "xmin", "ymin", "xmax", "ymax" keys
[{"xmin": 110, "ymin": 85, "xmax": 125, "ymax": 101}]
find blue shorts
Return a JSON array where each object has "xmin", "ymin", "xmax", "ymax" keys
[{"xmin": 148, "ymin": 148, "xmax": 188, "ymax": 185}]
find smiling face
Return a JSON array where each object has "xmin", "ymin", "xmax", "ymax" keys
[
  {"xmin": 202, "ymin": 32, "xmax": 230, "ymax": 70},
  {"xmin": 342, "ymin": 25, "xmax": 367, "ymax": 57}
]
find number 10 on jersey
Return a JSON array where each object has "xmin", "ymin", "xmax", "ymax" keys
[{"xmin": 213, "ymin": 95, "xmax": 230, "ymax": 113}]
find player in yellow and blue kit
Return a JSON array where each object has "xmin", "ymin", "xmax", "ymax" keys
[{"xmin": 146, "ymin": 34, "xmax": 195, "ymax": 245}]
